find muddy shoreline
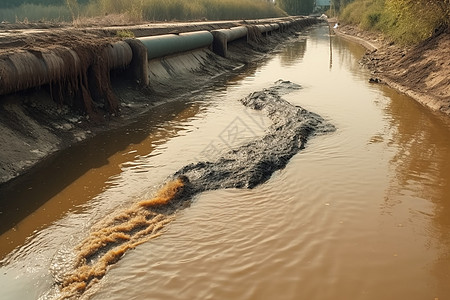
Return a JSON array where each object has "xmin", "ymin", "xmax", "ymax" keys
[
  {"xmin": 0, "ymin": 18, "xmax": 322, "ymax": 187},
  {"xmin": 331, "ymin": 23, "xmax": 450, "ymax": 117}
]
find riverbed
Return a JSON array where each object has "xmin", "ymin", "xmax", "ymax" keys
[{"xmin": 1, "ymin": 24, "xmax": 450, "ymax": 300}]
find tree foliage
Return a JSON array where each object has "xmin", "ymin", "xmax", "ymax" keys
[
  {"xmin": 387, "ymin": 0, "xmax": 450, "ymax": 27},
  {"xmin": 330, "ymin": 0, "xmax": 354, "ymax": 13},
  {"xmin": 278, "ymin": 0, "xmax": 315, "ymax": 15}
]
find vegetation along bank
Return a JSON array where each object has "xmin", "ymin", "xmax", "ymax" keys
[{"xmin": 332, "ymin": 0, "xmax": 449, "ymax": 116}]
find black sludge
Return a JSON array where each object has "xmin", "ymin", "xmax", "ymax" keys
[{"xmin": 175, "ymin": 80, "xmax": 335, "ymax": 193}]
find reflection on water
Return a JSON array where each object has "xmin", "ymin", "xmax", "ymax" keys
[
  {"xmin": 280, "ymin": 38, "xmax": 307, "ymax": 66},
  {"xmin": 1, "ymin": 24, "xmax": 450, "ymax": 300},
  {"xmin": 382, "ymin": 87, "xmax": 450, "ymax": 207},
  {"xmin": 380, "ymin": 85, "xmax": 450, "ymax": 295},
  {"xmin": 0, "ymin": 101, "xmax": 202, "ymax": 258},
  {"xmin": 331, "ymin": 34, "xmax": 367, "ymax": 73}
]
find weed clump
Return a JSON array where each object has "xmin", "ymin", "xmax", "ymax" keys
[{"xmin": 116, "ymin": 30, "xmax": 134, "ymax": 38}]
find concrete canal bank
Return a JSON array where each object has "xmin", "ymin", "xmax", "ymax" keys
[{"xmin": 0, "ymin": 17, "xmax": 322, "ymax": 185}]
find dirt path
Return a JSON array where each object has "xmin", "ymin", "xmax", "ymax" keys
[{"xmin": 332, "ymin": 24, "xmax": 450, "ymax": 116}]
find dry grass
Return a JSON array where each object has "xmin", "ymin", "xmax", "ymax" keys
[
  {"xmin": 1, "ymin": 0, "xmax": 285, "ymax": 24},
  {"xmin": 0, "ymin": 4, "xmax": 72, "ymax": 23},
  {"xmin": 89, "ymin": 0, "xmax": 285, "ymax": 21}
]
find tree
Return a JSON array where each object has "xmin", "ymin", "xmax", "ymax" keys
[
  {"xmin": 278, "ymin": 0, "xmax": 315, "ymax": 15},
  {"xmin": 330, "ymin": 0, "xmax": 354, "ymax": 13}
]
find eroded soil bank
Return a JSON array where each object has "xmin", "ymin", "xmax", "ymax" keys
[
  {"xmin": 332, "ymin": 23, "xmax": 450, "ymax": 116},
  {"xmin": 0, "ymin": 18, "xmax": 320, "ymax": 185}
]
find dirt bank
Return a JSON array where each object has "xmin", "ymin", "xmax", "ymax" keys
[
  {"xmin": 0, "ymin": 18, "xmax": 322, "ymax": 186},
  {"xmin": 331, "ymin": 23, "xmax": 450, "ymax": 116}
]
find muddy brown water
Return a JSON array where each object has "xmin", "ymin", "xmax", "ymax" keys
[{"xmin": 1, "ymin": 25, "xmax": 450, "ymax": 299}]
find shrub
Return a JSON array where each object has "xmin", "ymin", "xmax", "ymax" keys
[
  {"xmin": 116, "ymin": 30, "xmax": 135, "ymax": 38},
  {"xmin": 339, "ymin": 0, "xmax": 450, "ymax": 44}
]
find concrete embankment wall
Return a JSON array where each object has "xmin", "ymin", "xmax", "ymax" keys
[{"xmin": 0, "ymin": 16, "xmax": 322, "ymax": 185}]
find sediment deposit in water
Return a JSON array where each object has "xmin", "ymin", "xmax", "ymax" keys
[{"xmin": 54, "ymin": 80, "xmax": 334, "ymax": 299}]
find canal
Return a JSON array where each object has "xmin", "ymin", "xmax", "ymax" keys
[{"xmin": 1, "ymin": 24, "xmax": 450, "ymax": 300}]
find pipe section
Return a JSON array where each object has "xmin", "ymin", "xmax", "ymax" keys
[
  {"xmin": 125, "ymin": 39, "xmax": 149, "ymax": 86},
  {"xmin": 211, "ymin": 26, "xmax": 248, "ymax": 58},
  {"xmin": 103, "ymin": 41, "xmax": 133, "ymax": 69},
  {"xmin": 0, "ymin": 17, "xmax": 323, "ymax": 101},
  {"xmin": 0, "ymin": 41, "xmax": 132, "ymax": 96},
  {"xmin": 137, "ymin": 31, "xmax": 213, "ymax": 60},
  {"xmin": 0, "ymin": 47, "xmax": 78, "ymax": 96}
]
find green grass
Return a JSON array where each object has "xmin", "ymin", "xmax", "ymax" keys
[
  {"xmin": 340, "ymin": 0, "xmax": 449, "ymax": 45},
  {"xmin": 116, "ymin": 30, "xmax": 135, "ymax": 38},
  {"xmin": 340, "ymin": 0, "xmax": 384, "ymax": 29}
]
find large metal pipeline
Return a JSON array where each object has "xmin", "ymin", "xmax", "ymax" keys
[
  {"xmin": 0, "ymin": 17, "xmax": 322, "ymax": 104},
  {"xmin": 210, "ymin": 17, "xmax": 320, "ymax": 58},
  {"xmin": 0, "ymin": 41, "xmax": 132, "ymax": 97},
  {"xmin": 137, "ymin": 31, "xmax": 214, "ymax": 60},
  {"xmin": 103, "ymin": 41, "xmax": 133, "ymax": 70},
  {"xmin": 270, "ymin": 23, "xmax": 280, "ymax": 31},
  {"xmin": 211, "ymin": 26, "xmax": 248, "ymax": 57},
  {"xmin": 211, "ymin": 21, "xmax": 285, "ymax": 58}
]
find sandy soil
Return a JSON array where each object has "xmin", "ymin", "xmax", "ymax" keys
[{"xmin": 332, "ymin": 23, "xmax": 450, "ymax": 116}]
